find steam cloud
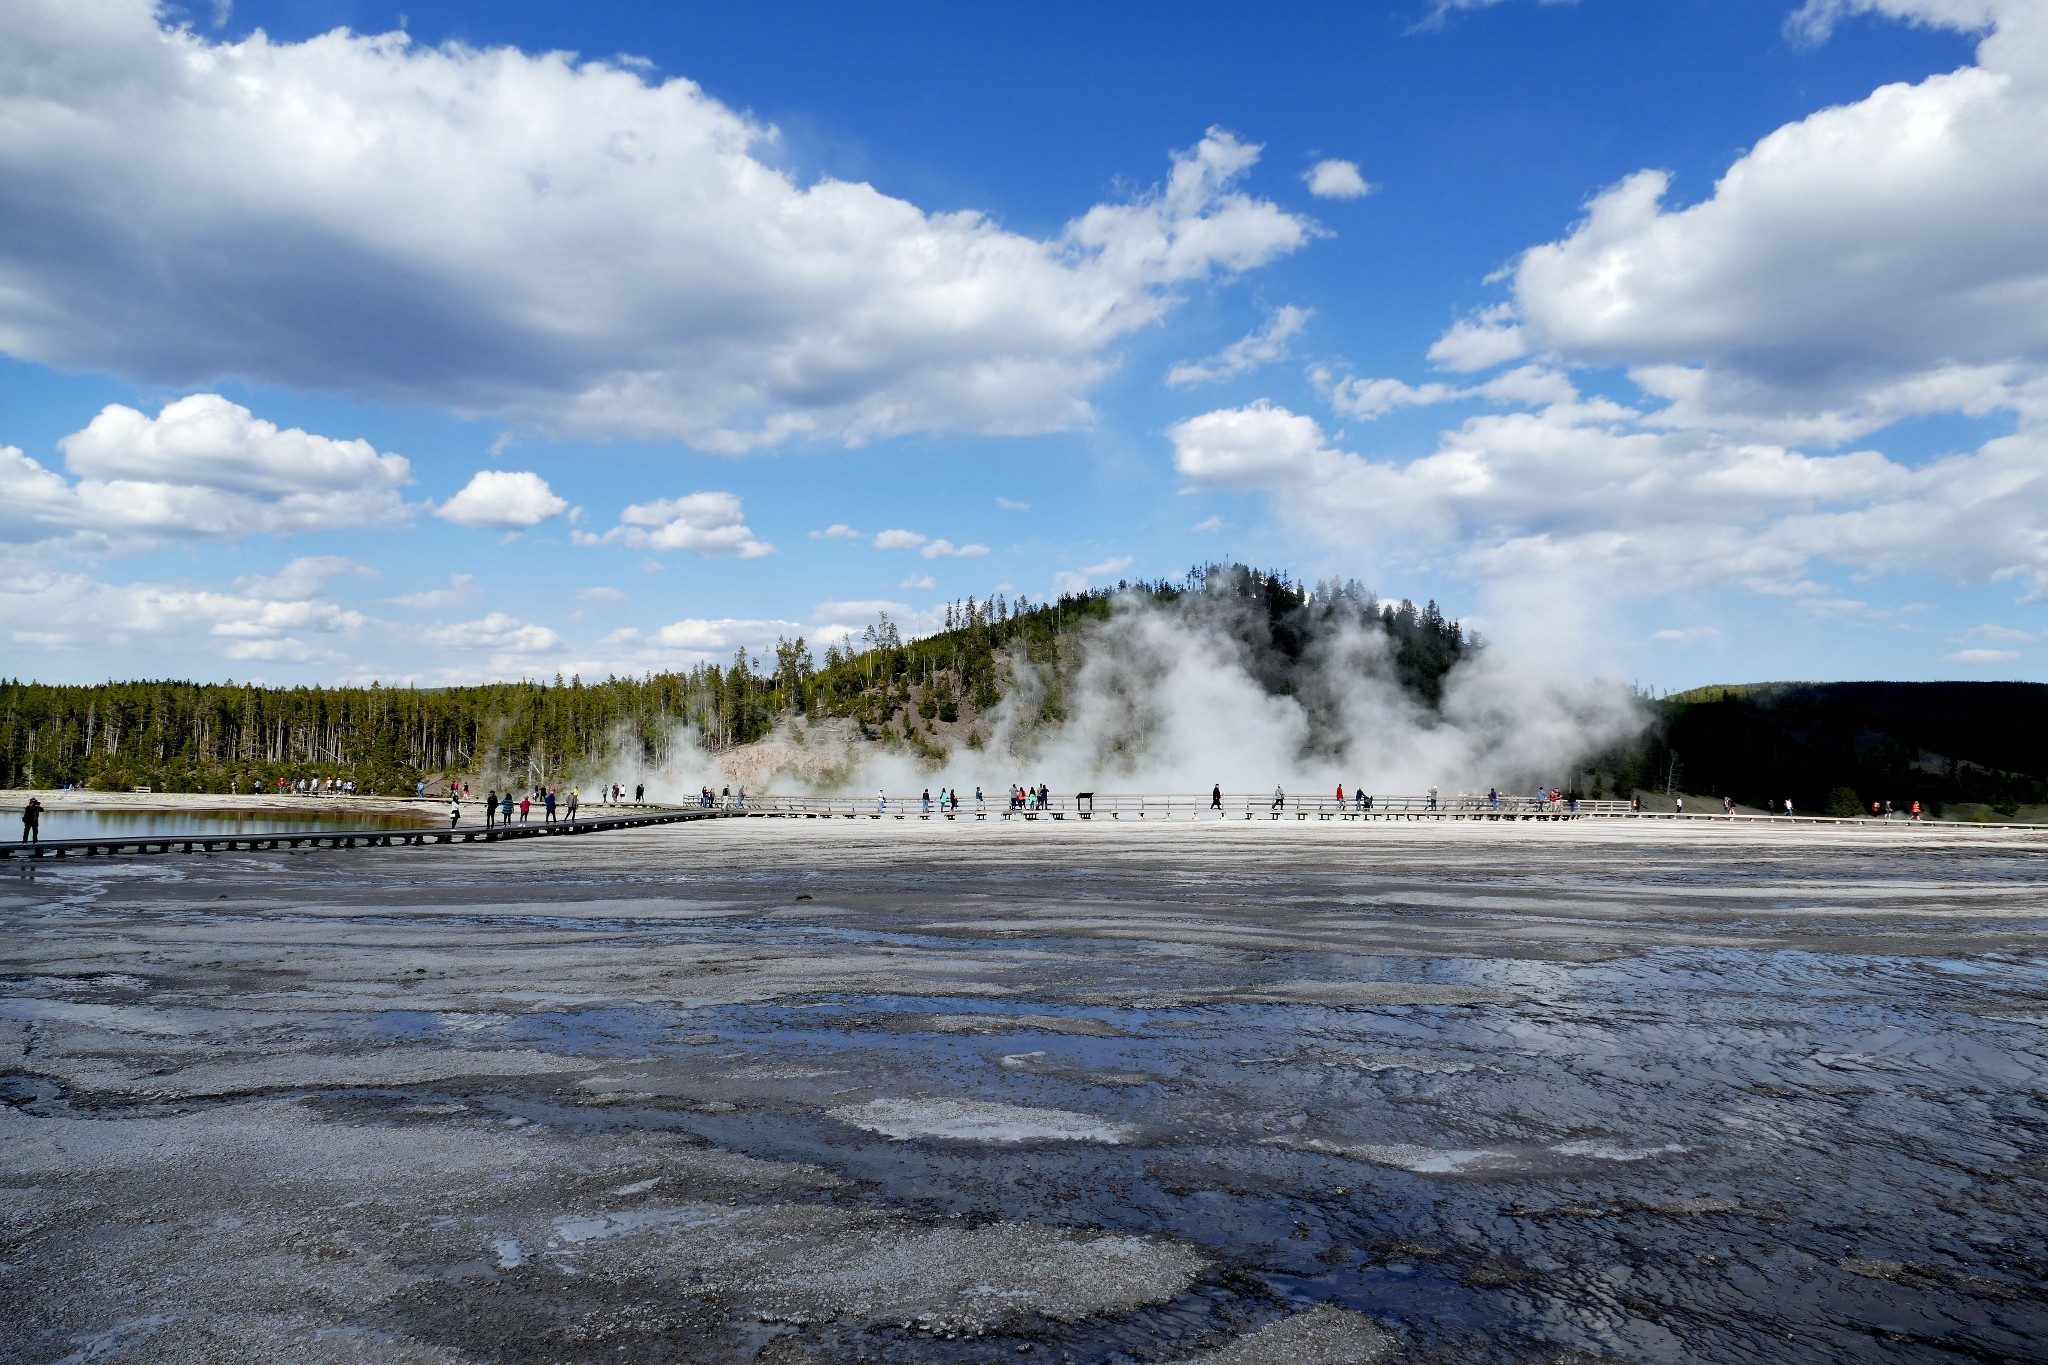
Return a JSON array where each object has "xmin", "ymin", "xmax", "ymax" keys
[{"xmin": 579, "ymin": 584, "xmax": 1647, "ymax": 800}]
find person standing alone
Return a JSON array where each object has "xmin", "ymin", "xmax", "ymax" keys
[{"xmin": 20, "ymin": 795, "xmax": 41, "ymax": 843}]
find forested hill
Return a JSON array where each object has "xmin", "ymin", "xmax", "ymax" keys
[
  {"xmin": 0, "ymin": 565, "xmax": 1470, "ymax": 794},
  {"xmin": 1617, "ymin": 681, "xmax": 2048, "ymax": 817}
]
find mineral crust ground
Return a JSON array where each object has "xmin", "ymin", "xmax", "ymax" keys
[{"xmin": 3, "ymin": 820, "xmax": 2045, "ymax": 1364}]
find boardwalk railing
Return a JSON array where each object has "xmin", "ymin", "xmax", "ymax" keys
[
  {"xmin": 0, "ymin": 806, "xmax": 728, "ymax": 860},
  {"xmin": 743, "ymin": 792, "xmax": 1634, "ymax": 821}
]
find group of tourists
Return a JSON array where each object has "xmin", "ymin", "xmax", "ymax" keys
[
  {"xmin": 464, "ymin": 785, "xmax": 577, "ymax": 829},
  {"xmin": 1008, "ymin": 783, "xmax": 1050, "ymax": 812},
  {"xmin": 598, "ymin": 783, "xmax": 643, "ymax": 805},
  {"xmin": 698, "ymin": 785, "xmax": 745, "ymax": 809},
  {"xmin": 228, "ymin": 776, "xmax": 362, "ymax": 796},
  {"xmin": 913, "ymin": 786, "xmax": 985, "ymax": 813}
]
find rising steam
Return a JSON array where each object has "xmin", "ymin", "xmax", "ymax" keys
[{"xmin": 582, "ymin": 579, "xmax": 1647, "ymax": 800}]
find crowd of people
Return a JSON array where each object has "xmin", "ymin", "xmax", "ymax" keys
[
  {"xmin": 458, "ymin": 784, "xmax": 583, "ymax": 829},
  {"xmin": 227, "ymin": 776, "xmax": 365, "ymax": 796}
]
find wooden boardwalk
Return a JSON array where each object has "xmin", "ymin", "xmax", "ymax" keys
[
  {"xmin": 0, "ymin": 807, "xmax": 729, "ymax": 861},
  {"xmin": 7, "ymin": 794, "xmax": 2036, "ymax": 861},
  {"xmin": 743, "ymin": 792, "xmax": 1631, "ymax": 821}
]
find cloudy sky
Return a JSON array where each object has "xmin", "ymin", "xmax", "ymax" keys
[{"xmin": 3, "ymin": 0, "xmax": 2043, "ymax": 686}]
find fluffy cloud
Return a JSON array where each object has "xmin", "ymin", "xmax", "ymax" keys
[
  {"xmin": 421, "ymin": 612, "xmax": 561, "ymax": 653},
  {"xmin": 1441, "ymin": 0, "xmax": 2048, "ymax": 439},
  {"xmin": 1314, "ymin": 363, "xmax": 1579, "ymax": 419},
  {"xmin": 1943, "ymin": 647, "xmax": 2021, "ymax": 665},
  {"xmin": 434, "ymin": 470, "xmax": 569, "ymax": 529},
  {"xmin": 1167, "ymin": 306, "xmax": 1311, "ymax": 387},
  {"xmin": 810, "ymin": 523, "xmax": 861, "ymax": 539},
  {"xmin": 385, "ymin": 574, "xmax": 481, "ymax": 610},
  {"xmin": 873, "ymin": 529, "xmax": 927, "ymax": 551},
  {"xmin": 1165, "ymin": 0, "xmax": 2048, "ymax": 629},
  {"xmin": 574, "ymin": 492, "xmax": 772, "ymax": 558},
  {"xmin": 1171, "ymin": 393, "xmax": 2048, "ymax": 596},
  {"xmin": 237, "ymin": 555, "xmax": 375, "ymax": 600},
  {"xmin": 0, "ymin": 561, "xmax": 368, "ymax": 666},
  {"xmin": 1303, "ymin": 160, "xmax": 1374, "ymax": 200},
  {"xmin": 921, "ymin": 539, "xmax": 989, "ymax": 559},
  {"xmin": 0, "ymin": 395, "xmax": 411, "ymax": 548},
  {"xmin": 813, "ymin": 600, "xmax": 907, "ymax": 622},
  {"xmin": 0, "ymin": 4, "xmax": 1311, "ymax": 450},
  {"xmin": 871, "ymin": 528, "xmax": 987, "ymax": 557},
  {"xmin": 640, "ymin": 617, "xmax": 802, "ymax": 651}
]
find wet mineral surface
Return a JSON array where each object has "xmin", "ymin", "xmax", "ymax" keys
[{"xmin": 3, "ymin": 818, "xmax": 2045, "ymax": 1363}]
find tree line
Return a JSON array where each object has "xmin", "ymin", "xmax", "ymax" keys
[{"xmin": 1, "ymin": 564, "xmax": 1472, "ymax": 793}]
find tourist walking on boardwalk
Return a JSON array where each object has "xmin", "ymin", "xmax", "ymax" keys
[
  {"xmin": 922, "ymin": 788, "xmax": 931, "ymax": 815},
  {"xmin": 1427, "ymin": 785, "xmax": 1438, "ymax": 812},
  {"xmin": 1675, "ymin": 794, "xmax": 1684, "ymax": 815},
  {"xmin": 518, "ymin": 794, "xmax": 530, "ymax": 823},
  {"xmin": 1488, "ymin": 787, "xmax": 1499, "ymax": 812},
  {"xmin": 20, "ymin": 795, "xmax": 41, "ymax": 843},
  {"xmin": 1272, "ymin": 785, "xmax": 1284, "ymax": 811},
  {"xmin": 635, "ymin": 783, "xmax": 644, "ymax": 804},
  {"xmin": 485, "ymin": 789, "xmax": 497, "ymax": 829},
  {"xmin": 544, "ymin": 789, "xmax": 557, "ymax": 824},
  {"xmin": 1211, "ymin": 783, "xmax": 1223, "ymax": 812},
  {"xmin": 1783, "ymin": 798, "xmax": 1794, "ymax": 817},
  {"xmin": 449, "ymin": 797, "xmax": 461, "ymax": 828},
  {"xmin": 1336, "ymin": 783, "xmax": 1344, "ymax": 804},
  {"xmin": 567, "ymin": 788, "xmax": 580, "ymax": 819},
  {"xmin": 501, "ymin": 791, "xmax": 514, "ymax": 825}
]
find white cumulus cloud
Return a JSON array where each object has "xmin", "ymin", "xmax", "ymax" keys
[
  {"xmin": 434, "ymin": 470, "xmax": 569, "ymax": 529},
  {"xmin": 422, "ymin": 612, "xmax": 561, "ymax": 653},
  {"xmin": 1303, "ymin": 160, "xmax": 1375, "ymax": 200},
  {"xmin": 1170, "ymin": 395, "xmax": 2048, "ymax": 597},
  {"xmin": 0, "ymin": 395, "xmax": 411, "ymax": 548},
  {"xmin": 873, "ymin": 529, "xmax": 927, "ymax": 550},
  {"xmin": 1167, "ymin": 306, "xmax": 1312, "ymax": 387},
  {"xmin": 921, "ymin": 539, "xmax": 989, "ymax": 559},
  {"xmin": 0, "ymin": 561, "xmax": 368, "ymax": 667},
  {"xmin": 0, "ymin": 4, "xmax": 1312, "ymax": 450},
  {"xmin": 1444, "ymin": 0, "xmax": 2048, "ymax": 438},
  {"xmin": 574, "ymin": 492, "xmax": 772, "ymax": 558}
]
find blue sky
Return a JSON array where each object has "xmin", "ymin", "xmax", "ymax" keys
[{"xmin": 1, "ymin": 0, "xmax": 2042, "ymax": 687}]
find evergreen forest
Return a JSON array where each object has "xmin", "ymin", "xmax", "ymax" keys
[{"xmin": 0, "ymin": 565, "xmax": 1470, "ymax": 794}]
